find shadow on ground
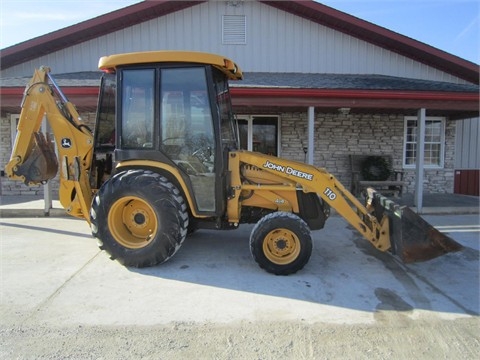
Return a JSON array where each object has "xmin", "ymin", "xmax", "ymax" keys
[{"xmin": 131, "ymin": 218, "xmax": 479, "ymax": 317}]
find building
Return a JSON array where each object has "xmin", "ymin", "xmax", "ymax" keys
[{"xmin": 1, "ymin": 0, "xmax": 479, "ymax": 199}]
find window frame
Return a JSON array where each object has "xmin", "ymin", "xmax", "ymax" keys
[
  {"xmin": 236, "ymin": 115, "xmax": 281, "ymax": 156},
  {"xmin": 403, "ymin": 116, "xmax": 446, "ymax": 169},
  {"xmin": 10, "ymin": 114, "xmax": 20, "ymax": 147}
]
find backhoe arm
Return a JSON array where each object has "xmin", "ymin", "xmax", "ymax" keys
[{"xmin": 5, "ymin": 67, "xmax": 94, "ymax": 223}]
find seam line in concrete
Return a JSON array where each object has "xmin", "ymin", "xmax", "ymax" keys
[{"xmin": 21, "ymin": 250, "xmax": 103, "ymax": 326}]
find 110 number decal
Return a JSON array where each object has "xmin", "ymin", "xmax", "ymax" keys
[{"xmin": 323, "ymin": 187, "xmax": 337, "ymax": 200}]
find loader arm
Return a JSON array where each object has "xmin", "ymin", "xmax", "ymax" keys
[
  {"xmin": 228, "ymin": 150, "xmax": 462, "ymax": 261},
  {"xmin": 5, "ymin": 67, "xmax": 94, "ymax": 223},
  {"xmin": 228, "ymin": 151, "xmax": 391, "ymax": 251}
]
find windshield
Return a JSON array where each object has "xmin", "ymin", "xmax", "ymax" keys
[{"xmin": 213, "ymin": 70, "xmax": 238, "ymax": 151}]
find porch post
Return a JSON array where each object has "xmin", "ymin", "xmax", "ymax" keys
[
  {"xmin": 247, "ymin": 116, "xmax": 253, "ymax": 151},
  {"xmin": 307, "ymin": 106, "xmax": 315, "ymax": 165},
  {"xmin": 42, "ymin": 119, "xmax": 53, "ymax": 216},
  {"xmin": 414, "ymin": 108, "xmax": 426, "ymax": 213}
]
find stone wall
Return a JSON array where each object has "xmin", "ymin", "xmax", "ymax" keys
[
  {"xmin": 0, "ymin": 110, "xmax": 456, "ymax": 197},
  {"xmin": 280, "ymin": 112, "xmax": 456, "ymax": 194},
  {"xmin": 1, "ymin": 111, "xmax": 96, "ymax": 197}
]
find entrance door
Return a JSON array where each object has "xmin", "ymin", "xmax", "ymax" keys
[{"xmin": 237, "ymin": 116, "xmax": 279, "ymax": 156}]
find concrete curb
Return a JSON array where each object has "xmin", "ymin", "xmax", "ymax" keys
[
  {"xmin": 407, "ymin": 206, "xmax": 480, "ymax": 215},
  {"xmin": 0, "ymin": 208, "xmax": 69, "ymax": 218},
  {"xmin": 1, "ymin": 206, "xmax": 478, "ymax": 219}
]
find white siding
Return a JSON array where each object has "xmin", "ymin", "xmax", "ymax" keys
[
  {"xmin": 0, "ymin": 0, "xmax": 471, "ymax": 84},
  {"xmin": 455, "ymin": 118, "xmax": 480, "ymax": 169}
]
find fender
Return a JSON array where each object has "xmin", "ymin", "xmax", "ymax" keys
[{"xmin": 115, "ymin": 159, "xmax": 210, "ymax": 219}]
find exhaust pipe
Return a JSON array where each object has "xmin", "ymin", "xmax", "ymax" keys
[{"xmin": 368, "ymin": 189, "xmax": 463, "ymax": 263}]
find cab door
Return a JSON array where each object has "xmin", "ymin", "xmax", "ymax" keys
[{"xmin": 160, "ymin": 67, "xmax": 217, "ymax": 212}]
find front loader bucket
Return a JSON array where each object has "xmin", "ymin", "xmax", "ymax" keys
[{"xmin": 370, "ymin": 191, "xmax": 462, "ymax": 263}]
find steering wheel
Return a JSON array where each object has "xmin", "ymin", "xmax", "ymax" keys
[{"xmin": 192, "ymin": 146, "xmax": 213, "ymax": 163}]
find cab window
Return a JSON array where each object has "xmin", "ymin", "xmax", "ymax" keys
[{"xmin": 120, "ymin": 69, "xmax": 155, "ymax": 149}]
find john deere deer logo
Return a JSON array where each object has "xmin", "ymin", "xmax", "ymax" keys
[{"xmin": 61, "ymin": 138, "xmax": 72, "ymax": 148}]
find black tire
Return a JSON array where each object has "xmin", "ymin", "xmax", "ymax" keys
[
  {"xmin": 250, "ymin": 212, "xmax": 312, "ymax": 275},
  {"xmin": 90, "ymin": 169, "xmax": 188, "ymax": 267},
  {"xmin": 361, "ymin": 156, "xmax": 392, "ymax": 181},
  {"xmin": 187, "ymin": 218, "xmax": 199, "ymax": 236}
]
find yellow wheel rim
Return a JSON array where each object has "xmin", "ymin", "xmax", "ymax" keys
[
  {"xmin": 262, "ymin": 228, "xmax": 301, "ymax": 265},
  {"xmin": 108, "ymin": 196, "xmax": 158, "ymax": 249}
]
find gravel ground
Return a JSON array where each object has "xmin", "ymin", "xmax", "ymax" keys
[{"xmin": 1, "ymin": 317, "xmax": 479, "ymax": 359}]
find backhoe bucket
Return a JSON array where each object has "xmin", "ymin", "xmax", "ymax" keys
[
  {"xmin": 369, "ymin": 190, "xmax": 462, "ymax": 263},
  {"xmin": 15, "ymin": 132, "xmax": 58, "ymax": 185}
]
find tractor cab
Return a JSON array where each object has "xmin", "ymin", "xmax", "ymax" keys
[{"xmin": 94, "ymin": 51, "xmax": 242, "ymax": 216}]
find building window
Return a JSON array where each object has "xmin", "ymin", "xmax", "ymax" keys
[
  {"xmin": 237, "ymin": 115, "xmax": 280, "ymax": 156},
  {"xmin": 222, "ymin": 15, "xmax": 246, "ymax": 44},
  {"xmin": 403, "ymin": 116, "xmax": 445, "ymax": 168}
]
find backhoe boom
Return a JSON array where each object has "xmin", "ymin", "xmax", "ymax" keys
[{"xmin": 5, "ymin": 67, "xmax": 94, "ymax": 222}]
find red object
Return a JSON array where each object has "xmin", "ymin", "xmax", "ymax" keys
[{"xmin": 454, "ymin": 169, "xmax": 480, "ymax": 196}]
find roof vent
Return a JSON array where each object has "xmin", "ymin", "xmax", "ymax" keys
[{"xmin": 222, "ymin": 15, "xmax": 246, "ymax": 45}]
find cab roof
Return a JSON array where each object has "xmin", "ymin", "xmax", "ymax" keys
[{"xmin": 98, "ymin": 50, "xmax": 243, "ymax": 80}]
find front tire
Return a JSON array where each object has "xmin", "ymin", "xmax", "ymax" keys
[
  {"xmin": 90, "ymin": 170, "xmax": 188, "ymax": 267},
  {"xmin": 250, "ymin": 212, "xmax": 312, "ymax": 275}
]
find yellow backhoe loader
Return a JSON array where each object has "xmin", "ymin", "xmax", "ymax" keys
[{"xmin": 5, "ymin": 51, "xmax": 461, "ymax": 275}]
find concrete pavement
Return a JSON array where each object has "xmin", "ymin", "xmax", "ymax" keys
[{"xmin": 1, "ymin": 213, "xmax": 478, "ymax": 328}]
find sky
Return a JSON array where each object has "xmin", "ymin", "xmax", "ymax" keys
[{"xmin": 0, "ymin": 0, "xmax": 478, "ymax": 64}]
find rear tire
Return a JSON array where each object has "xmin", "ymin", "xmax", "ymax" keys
[
  {"xmin": 250, "ymin": 212, "xmax": 312, "ymax": 275},
  {"xmin": 90, "ymin": 170, "xmax": 188, "ymax": 267}
]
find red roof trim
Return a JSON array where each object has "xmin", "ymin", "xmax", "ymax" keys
[
  {"xmin": 231, "ymin": 87, "xmax": 479, "ymax": 102},
  {"xmin": 2, "ymin": 85, "xmax": 477, "ymax": 101},
  {"xmin": 230, "ymin": 88, "xmax": 479, "ymax": 114},
  {"xmin": 1, "ymin": 87, "xmax": 99, "ymax": 96},
  {"xmin": 1, "ymin": 86, "xmax": 477, "ymax": 109}
]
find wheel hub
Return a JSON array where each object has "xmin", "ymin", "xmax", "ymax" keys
[
  {"xmin": 108, "ymin": 196, "xmax": 158, "ymax": 249},
  {"xmin": 263, "ymin": 228, "xmax": 301, "ymax": 265},
  {"xmin": 274, "ymin": 239, "xmax": 288, "ymax": 251},
  {"xmin": 132, "ymin": 210, "xmax": 148, "ymax": 228}
]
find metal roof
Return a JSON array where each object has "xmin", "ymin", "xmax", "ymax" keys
[
  {"xmin": 3, "ymin": 71, "xmax": 477, "ymax": 92},
  {"xmin": 236, "ymin": 73, "xmax": 480, "ymax": 92}
]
